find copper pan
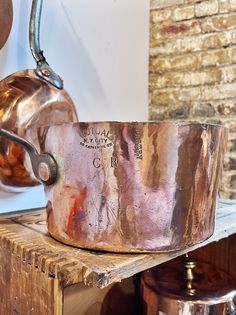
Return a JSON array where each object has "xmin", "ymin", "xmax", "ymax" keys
[
  {"xmin": 0, "ymin": 0, "xmax": 78, "ymax": 192},
  {"xmin": 0, "ymin": 121, "xmax": 228, "ymax": 253},
  {"xmin": 0, "ymin": 0, "xmax": 13, "ymax": 49},
  {"xmin": 141, "ymin": 257, "xmax": 236, "ymax": 314}
]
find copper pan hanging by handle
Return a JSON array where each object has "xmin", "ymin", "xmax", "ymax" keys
[
  {"xmin": 0, "ymin": 128, "xmax": 57, "ymax": 186},
  {"xmin": 0, "ymin": 0, "xmax": 78, "ymax": 192},
  {"xmin": 0, "ymin": 0, "xmax": 13, "ymax": 49}
]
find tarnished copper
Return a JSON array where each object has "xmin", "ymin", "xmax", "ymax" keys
[
  {"xmin": 34, "ymin": 121, "xmax": 228, "ymax": 253},
  {"xmin": 141, "ymin": 257, "xmax": 236, "ymax": 314},
  {"xmin": 0, "ymin": 70, "xmax": 77, "ymax": 191},
  {"xmin": 0, "ymin": 0, "xmax": 13, "ymax": 49}
]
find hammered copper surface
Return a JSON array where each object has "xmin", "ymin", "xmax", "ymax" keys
[
  {"xmin": 141, "ymin": 258, "xmax": 236, "ymax": 314},
  {"xmin": 0, "ymin": 70, "xmax": 78, "ymax": 192},
  {"xmin": 0, "ymin": 0, "xmax": 13, "ymax": 49},
  {"xmin": 37, "ymin": 121, "xmax": 227, "ymax": 252}
]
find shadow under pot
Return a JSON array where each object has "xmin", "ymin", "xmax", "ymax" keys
[
  {"xmin": 141, "ymin": 257, "xmax": 236, "ymax": 315},
  {"xmin": 0, "ymin": 121, "xmax": 228, "ymax": 253}
]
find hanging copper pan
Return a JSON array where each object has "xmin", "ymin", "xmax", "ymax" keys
[
  {"xmin": 0, "ymin": 0, "xmax": 78, "ymax": 192},
  {"xmin": 0, "ymin": 121, "xmax": 227, "ymax": 253},
  {"xmin": 0, "ymin": 0, "xmax": 13, "ymax": 49}
]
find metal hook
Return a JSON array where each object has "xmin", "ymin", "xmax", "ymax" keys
[{"xmin": 29, "ymin": 0, "xmax": 63, "ymax": 89}]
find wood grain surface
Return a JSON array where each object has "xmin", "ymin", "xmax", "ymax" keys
[
  {"xmin": 0, "ymin": 199, "xmax": 235, "ymax": 290},
  {"xmin": 0, "ymin": 246, "xmax": 63, "ymax": 314}
]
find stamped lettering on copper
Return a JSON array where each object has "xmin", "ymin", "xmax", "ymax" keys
[
  {"xmin": 134, "ymin": 129, "xmax": 143, "ymax": 160},
  {"xmin": 92, "ymin": 155, "xmax": 118, "ymax": 169},
  {"xmin": 80, "ymin": 128, "xmax": 114, "ymax": 149}
]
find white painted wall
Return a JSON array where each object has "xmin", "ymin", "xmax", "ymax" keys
[{"xmin": 0, "ymin": 0, "xmax": 150, "ymax": 212}]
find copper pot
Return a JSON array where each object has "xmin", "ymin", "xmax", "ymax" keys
[
  {"xmin": 0, "ymin": 121, "xmax": 227, "ymax": 252},
  {"xmin": 141, "ymin": 257, "xmax": 236, "ymax": 315},
  {"xmin": 0, "ymin": 0, "xmax": 78, "ymax": 192},
  {"xmin": 0, "ymin": 0, "xmax": 13, "ymax": 49}
]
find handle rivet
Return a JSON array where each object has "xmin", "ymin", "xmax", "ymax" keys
[
  {"xmin": 41, "ymin": 68, "xmax": 50, "ymax": 77},
  {"xmin": 38, "ymin": 162, "xmax": 51, "ymax": 182}
]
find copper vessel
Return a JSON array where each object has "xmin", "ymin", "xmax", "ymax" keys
[
  {"xmin": 0, "ymin": 0, "xmax": 78, "ymax": 192},
  {"xmin": 0, "ymin": 121, "xmax": 227, "ymax": 252},
  {"xmin": 0, "ymin": 0, "xmax": 13, "ymax": 49},
  {"xmin": 141, "ymin": 257, "xmax": 236, "ymax": 315}
]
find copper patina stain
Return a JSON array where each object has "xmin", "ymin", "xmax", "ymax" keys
[{"xmin": 66, "ymin": 186, "xmax": 87, "ymax": 239}]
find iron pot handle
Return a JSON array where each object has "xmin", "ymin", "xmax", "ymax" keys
[
  {"xmin": 30, "ymin": 0, "xmax": 63, "ymax": 89},
  {"xmin": 0, "ymin": 128, "xmax": 58, "ymax": 186}
]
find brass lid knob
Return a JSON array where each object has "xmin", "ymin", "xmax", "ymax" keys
[{"xmin": 184, "ymin": 261, "xmax": 196, "ymax": 296}]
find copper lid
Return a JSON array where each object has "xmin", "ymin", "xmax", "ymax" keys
[{"xmin": 143, "ymin": 257, "xmax": 236, "ymax": 302}]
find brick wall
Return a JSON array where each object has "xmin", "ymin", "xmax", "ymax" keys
[{"xmin": 149, "ymin": 0, "xmax": 236, "ymax": 199}]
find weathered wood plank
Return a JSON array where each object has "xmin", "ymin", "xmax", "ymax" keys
[
  {"xmin": 0, "ymin": 244, "xmax": 63, "ymax": 315},
  {"xmin": 0, "ymin": 199, "xmax": 235, "ymax": 288},
  {"xmin": 64, "ymin": 283, "xmax": 112, "ymax": 315}
]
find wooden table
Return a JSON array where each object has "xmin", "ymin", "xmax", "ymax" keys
[{"xmin": 0, "ymin": 199, "xmax": 235, "ymax": 314}]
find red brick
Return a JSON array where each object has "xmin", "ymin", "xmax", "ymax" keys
[
  {"xmin": 150, "ymin": 30, "xmax": 232, "ymax": 55},
  {"xmin": 150, "ymin": 68, "xmax": 222, "ymax": 88},
  {"xmin": 221, "ymin": 65, "xmax": 236, "ymax": 83},
  {"xmin": 151, "ymin": 20, "xmax": 201, "ymax": 43},
  {"xmin": 224, "ymin": 154, "xmax": 236, "ymax": 171},
  {"xmin": 151, "ymin": 5, "xmax": 195, "ymax": 24},
  {"xmin": 191, "ymin": 102, "xmax": 216, "ymax": 116},
  {"xmin": 201, "ymin": 83, "xmax": 236, "ymax": 101},
  {"xmin": 201, "ymin": 13, "xmax": 236, "ymax": 33},
  {"xmin": 151, "ymin": 9, "xmax": 172, "ymax": 24},
  {"xmin": 173, "ymin": 5, "xmax": 195, "ymax": 21},
  {"xmin": 213, "ymin": 99, "xmax": 236, "ymax": 116},
  {"xmin": 200, "ymin": 48, "xmax": 231, "ymax": 67},
  {"xmin": 219, "ymin": 189, "xmax": 236, "ymax": 199},
  {"xmin": 186, "ymin": 0, "xmax": 205, "ymax": 3},
  {"xmin": 221, "ymin": 170, "xmax": 236, "ymax": 189},
  {"xmin": 151, "ymin": 0, "xmax": 184, "ymax": 9},
  {"xmin": 219, "ymin": 0, "xmax": 236, "ymax": 13},
  {"xmin": 195, "ymin": 0, "xmax": 219, "ymax": 17},
  {"xmin": 150, "ymin": 86, "xmax": 201, "ymax": 105},
  {"xmin": 227, "ymin": 133, "xmax": 236, "ymax": 152}
]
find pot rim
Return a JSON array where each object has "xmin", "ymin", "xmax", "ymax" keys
[{"xmin": 34, "ymin": 120, "xmax": 228, "ymax": 130}]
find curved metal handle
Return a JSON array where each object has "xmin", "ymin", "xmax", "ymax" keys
[
  {"xmin": 0, "ymin": 129, "xmax": 58, "ymax": 186},
  {"xmin": 29, "ymin": 0, "xmax": 63, "ymax": 89}
]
